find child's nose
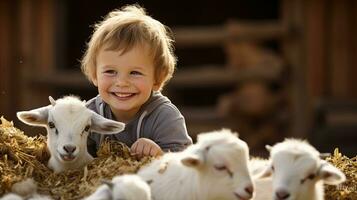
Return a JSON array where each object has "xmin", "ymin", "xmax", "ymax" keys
[{"xmin": 115, "ymin": 74, "xmax": 130, "ymax": 87}]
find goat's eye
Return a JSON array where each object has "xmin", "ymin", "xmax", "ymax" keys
[
  {"xmin": 300, "ymin": 173, "xmax": 316, "ymax": 184},
  {"xmin": 214, "ymin": 164, "xmax": 227, "ymax": 171},
  {"xmin": 214, "ymin": 164, "xmax": 233, "ymax": 177},
  {"xmin": 84, "ymin": 125, "xmax": 90, "ymax": 132},
  {"xmin": 307, "ymin": 174, "xmax": 315, "ymax": 180},
  {"xmin": 48, "ymin": 122, "xmax": 55, "ymax": 129}
]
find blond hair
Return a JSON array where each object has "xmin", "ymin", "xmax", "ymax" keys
[{"xmin": 81, "ymin": 5, "xmax": 176, "ymax": 91}]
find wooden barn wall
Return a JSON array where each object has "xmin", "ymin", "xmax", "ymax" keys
[
  {"xmin": 0, "ymin": 1, "xmax": 17, "ymax": 120},
  {"xmin": 0, "ymin": 0, "xmax": 56, "ymax": 134},
  {"xmin": 1, "ymin": 0, "xmax": 357, "ymax": 136},
  {"xmin": 305, "ymin": 0, "xmax": 357, "ymax": 101},
  {"xmin": 17, "ymin": 0, "xmax": 56, "ymax": 111}
]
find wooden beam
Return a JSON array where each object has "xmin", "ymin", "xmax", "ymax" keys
[
  {"xmin": 281, "ymin": 0, "xmax": 308, "ymax": 138},
  {"xmin": 173, "ymin": 21, "xmax": 286, "ymax": 48},
  {"xmin": 173, "ymin": 26, "xmax": 226, "ymax": 47},
  {"xmin": 170, "ymin": 66, "xmax": 236, "ymax": 88},
  {"xmin": 26, "ymin": 70, "xmax": 94, "ymax": 89},
  {"xmin": 305, "ymin": 0, "xmax": 327, "ymax": 99},
  {"xmin": 329, "ymin": 0, "xmax": 351, "ymax": 98},
  {"xmin": 18, "ymin": 0, "xmax": 57, "ymax": 110},
  {"xmin": 0, "ymin": 1, "xmax": 16, "ymax": 119},
  {"xmin": 226, "ymin": 20, "xmax": 287, "ymax": 41}
]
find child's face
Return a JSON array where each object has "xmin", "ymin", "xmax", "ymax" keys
[{"xmin": 93, "ymin": 45, "xmax": 159, "ymax": 121}]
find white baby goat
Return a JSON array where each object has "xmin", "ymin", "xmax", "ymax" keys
[
  {"xmin": 138, "ymin": 129, "xmax": 254, "ymax": 200},
  {"xmin": 0, "ymin": 193, "xmax": 52, "ymax": 200},
  {"xmin": 84, "ymin": 174, "xmax": 151, "ymax": 200},
  {"xmin": 255, "ymin": 139, "xmax": 345, "ymax": 200},
  {"xmin": 17, "ymin": 96, "xmax": 125, "ymax": 173},
  {"xmin": 0, "ymin": 178, "xmax": 52, "ymax": 200}
]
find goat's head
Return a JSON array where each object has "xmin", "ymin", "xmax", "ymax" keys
[
  {"xmin": 17, "ymin": 96, "xmax": 125, "ymax": 165},
  {"xmin": 86, "ymin": 175, "xmax": 151, "ymax": 200},
  {"xmin": 181, "ymin": 129, "xmax": 254, "ymax": 200},
  {"xmin": 259, "ymin": 139, "xmax": 345, "ymax": 200}
]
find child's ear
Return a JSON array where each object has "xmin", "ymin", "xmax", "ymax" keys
[
  {"xmin": 152, "ymin": 82, "xmax": 161, "ymax": 91},
  {"xmin": 92, "ymin": 77, "xmax": 98, "ymax": 86}
]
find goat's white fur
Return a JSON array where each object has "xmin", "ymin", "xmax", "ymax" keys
[
  {"xmin": 84, "ymin": 174, "xmax": 151, "ymax": 200},
  {"xmin": 0, "ymin": 178, "xmax": 52, "ymax": 200},
  {"xmin": 0, "ymin": 194, "xmax": 52, "ymax": 200},
  {"xmin": 11, "ymin": 178, "xmax": 37, "ymax": 197},
  {"xmin": 249, "ymin": 158, "xmax": 273, "ymax": 200},
  {"xmin": 138, "ymin": 129, "xmax": 254, "ymax": 200},
  {"xmin": 0, "ymin": 194, "xmax": 23, "ymax": 200},
  {"xmin": 17, "ymin": 96, "xmax": 125, "ymax": 173},
  {"xmin": 254, "ymin": 139, "xmax": 345, "ymax": 200}
]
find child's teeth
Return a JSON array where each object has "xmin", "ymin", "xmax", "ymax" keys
[{"xmin": 116, "ymin": 93, "xmax": 131, "ymax": 97}]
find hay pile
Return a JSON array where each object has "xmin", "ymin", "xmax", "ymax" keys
[
  {"xmin": 0, "ymin": 117, "xmax": 151, "ymax": 199},
  {"xmin": 325, "ymin": 148, "xmax": 357, "ymax": 200},
  {"xmin": 1, "ymin": 117, "xmax": 356, "ymax": 199}
]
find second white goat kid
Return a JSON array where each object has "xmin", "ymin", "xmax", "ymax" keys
[
  {"xmin": 138, "ymin": 129, "xmax": 254, "ymax": 200},
  {"xmin": 17, "ymin": 96, "xmax": 125, "ymax": 173},
  {"xmin": 84, "ymin": 174, "xmax": 151, "ymax": 200},
  {"xmin": 0, "ymin": 178, "xmax": 53, "ymax": 200},
  {"xmin": 257, "ymin": 139, "xmax": 345, "ymax": 200}
]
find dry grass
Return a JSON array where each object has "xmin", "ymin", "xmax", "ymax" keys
[
  {"xmin": 0, "ymin": 117, "xmax": 151, "ymax": 200},
  {"xmin": 0, "ymin": 116, "xmax": 356, "ymax": 199},
  {"xmin": 325, "ymin": 148, "xmax": 357, "ymax": 200}
]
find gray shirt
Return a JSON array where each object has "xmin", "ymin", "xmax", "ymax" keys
[{"xmin": 86, "ymin": 91, "xmax": 192, "ymax": 156}]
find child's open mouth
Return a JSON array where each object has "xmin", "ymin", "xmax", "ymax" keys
[{"xmin": 112, "ymin": 92, "xmax": 136, "ymax": 99}]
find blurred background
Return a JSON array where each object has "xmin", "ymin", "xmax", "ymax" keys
[{"xmin": 1, "ymin": 0, "xmax": 356, "ymax": 157}]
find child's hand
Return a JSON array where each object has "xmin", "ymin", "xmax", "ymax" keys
[{"xmin": 130, "ymin": 138, "xmax": 163, "ymax": 159}]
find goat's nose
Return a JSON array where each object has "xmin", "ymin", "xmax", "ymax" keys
[
  {"xmin": 63, "ymin": 145, "xmax": 76, "ymax": 154},
  {"xmin": 244, "ymin": 184, "xmax": 254, "ymax": 195},
  {"xmin": 275, "ymin": 189, "xmax": 290, "ymax": 200}
]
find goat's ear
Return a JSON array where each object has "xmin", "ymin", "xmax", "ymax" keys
[
  {"xmin": 254, "ymin": 163, "xmax": 273, "ymax": 179},
  {"xmin": 17, "ymin": 106, "xmax": 50, "ymax": 127},
  {"xmin": 85, "ymin": 184, "xmax": 112, "ymax": 200},
  {"xmin": 265, "ymin": 145, "xmax": 272, "ymax": 152},
  {"xmin": 101, "ymin": 179, "xmax": 114, "ymax": 190},
  {"xmin": 90, "ymin": 112, "xmax": 125, "ymax": 134},
  {"xmin": 181, "ymin": 154, "xmax": 203, "ymax": 168},
  {"xmin": 146, "ymin": 179, "xmax": 153, "ymax": 185},
  {"xmin": 319, "ymin": 153, "xmax": 331, "ymax": 159},
  {"xmin": 318, "ymin": 162, "xmax": 346, "ymax": 185},
  {"xmin": 48, "ymin": 96, "xmax": 56, "ymax": 106}
]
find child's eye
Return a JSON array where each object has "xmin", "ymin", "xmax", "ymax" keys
[
  {"xmin": 130, "ymin": 71, "xmax": 143, "ymax": 75},
  {"xmin": 103, "ymin": 70, "xmax": 117, "ymax": 75}
]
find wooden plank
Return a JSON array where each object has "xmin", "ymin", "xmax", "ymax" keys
[
  {"xmin": 226, "ymin": 20, "xmax": 286, "ymax": 41},
  {"xmin": 329, "ymin": 0, "xmax": 351, "ymax": 98},
  {"xmin": 351, "ymin": 1, "xmax": 357, "ymax": 100},
  {"xmin": 26, "ymin": 71, "xmax": 93, "ymax": 89},
  {"xmin": 18, "ymin": 0, "xmax": 56, "ymax": 111},
  {"xmin": 281, "ymin": 0, "xmax": 308, "ymax": 138},
  {"xmin": 173, "ymin": 21, "xmax": 286, "ymax": 48},
  {"xmin": 36, "ymin": 0, "xmax": 55, "ymax": 73},
  {"xmin": 305, "ymin": 0, "xmax": 327, "ymax": 99},
  {"xmin": 173, "ymin": 26, "xmax": 226, "ymax": 47},
  {"xmin": 170, "ymin": 66, "xmax": 236, "ymax": 87},
  {"xmin": 0, "ymin": 1, "xmax": 15, "ymax": 119}
]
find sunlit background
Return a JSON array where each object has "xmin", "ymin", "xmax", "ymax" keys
[{"xmin": 1, "ymin": 0, "xmax": 356, "ymax": 157}]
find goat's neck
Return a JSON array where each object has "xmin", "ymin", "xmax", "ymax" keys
[
  {"xmin": 198, "ymin": 168, "xmax": 231, "ymax": 199},
  {"xmin": 298, "ymin": 181, "xmax": 324, "ymax": 200}
]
